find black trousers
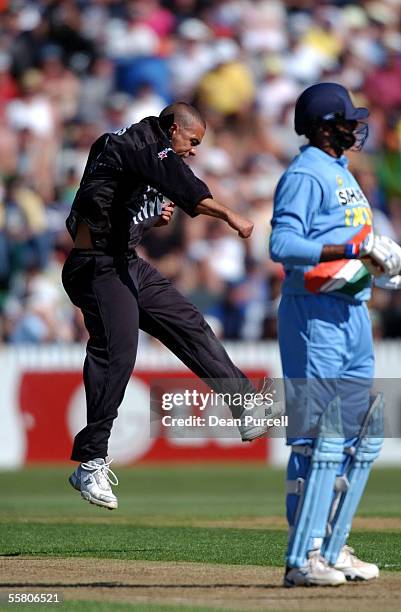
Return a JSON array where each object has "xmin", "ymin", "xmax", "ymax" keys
[{"xmin": 62, "ymin": 248, "xmax": 254, "ymax": 462}]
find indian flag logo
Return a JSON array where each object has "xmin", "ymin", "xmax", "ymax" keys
[{"xmin": 304, "ymin": 226, "xmax": 372, "ymax": 296}]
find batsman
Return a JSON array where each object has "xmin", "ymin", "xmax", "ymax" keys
[{"xmin": 270, "ymin": 83, "xmax": 401, "ymax": 587}]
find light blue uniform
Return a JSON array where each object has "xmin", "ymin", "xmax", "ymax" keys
[
  {"xmin": 270, "ymin": 145, "xmax": 373, "ymax": 302},
  {"xmin": 269, "ymin": 145, "xmax": 375, "ymax": 560},
  {"xmin": 270, "ymin": 144, "xmax": 374, "ymax": 398}
]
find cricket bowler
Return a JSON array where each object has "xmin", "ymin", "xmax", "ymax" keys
[{"xmin": 62, "ymin": 102, "xmax": 279, "ymax": 511}]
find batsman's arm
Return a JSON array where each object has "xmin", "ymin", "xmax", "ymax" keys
[
  {"xmin": 270, "ymin": 172, "xmax": 372, "ymax": 265},
  {"xmin": 270, "ymin": 235, "xmax": 359, "ymax": 264},
  {"xmin": 195, "ymin": 197, "xmax": 253, "ymax": 239},
  {"xmin": 270, "ymin": 173, "xmax": 323, "ymax": 265},
  {"xmin": 271, "ymin": 226, "xmax": 370, "ymax": 265},
  {"xmin": 319, "ymin": 245, "xmax": 354, "ymax": 261}
]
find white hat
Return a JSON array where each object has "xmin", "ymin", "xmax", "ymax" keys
[
  {"xmin": 178, "ymin": 18, "xmax": 211, "ymax": 41},
  {"xmin": 342, "ymin": 5, "xmax": 369, "ymax": 29}
]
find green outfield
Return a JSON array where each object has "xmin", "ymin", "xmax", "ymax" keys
[{"xmin": 1, "ymin": 465, "xmax": 400, "ymax": 611}]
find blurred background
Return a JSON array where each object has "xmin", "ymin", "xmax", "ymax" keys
[
  {"xmin": 1, "ymin": 0, "xmax": 401, "ymax": 344},
  {"xmin": 1, "ymin": 0, "xmax": 401, "ymax": 468}
]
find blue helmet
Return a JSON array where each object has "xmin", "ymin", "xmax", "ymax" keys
[{"xmin": 294, "ymin": 82, "xmax": 369, "ymax": 136}]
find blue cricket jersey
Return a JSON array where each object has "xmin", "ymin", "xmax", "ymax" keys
[{"xmin": 270, "ymin": 145, "xmax": 373, "ymax": 302}]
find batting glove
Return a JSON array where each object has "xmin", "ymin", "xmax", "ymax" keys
[{"xmin": 359, "ymin": 234, "xmax": 401, "ymax": 277}]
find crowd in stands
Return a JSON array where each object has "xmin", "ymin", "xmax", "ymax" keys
[{"xmin": 1, "ymin": 0, "xmax": 401, "ymax": 343}]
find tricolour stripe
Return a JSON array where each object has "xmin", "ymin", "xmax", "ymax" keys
[{"xmin": 304, "ymin": 225, "xmax": 372, "ymax": 294}]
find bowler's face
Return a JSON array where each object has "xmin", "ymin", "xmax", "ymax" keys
[{"xmin": 170, "ymin": 122, "xmax": 205, "ymax": 158}]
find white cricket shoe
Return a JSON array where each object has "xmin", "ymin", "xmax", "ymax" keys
[
  {"xmin": 69, "ymin": 458, "xmax": 118, "ymax": 510},
  {"xmin": 239, "ymin": 378, "xmax": 285, "ymax": 441},
  {"xmin": 334, "ymin": 545, "xmax": 379, "ymax": 581},
  {"xmin": 284, "ymin": 550, "xmax": 346, "ymax": 587},
  {"xmin": 239, "ymin": 400, "xmax": 284, "ymax": 441}
]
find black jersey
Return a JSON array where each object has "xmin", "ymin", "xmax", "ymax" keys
[{"xmin": 66, "ymin": 116, "xmax": 211, "ymax": 253}]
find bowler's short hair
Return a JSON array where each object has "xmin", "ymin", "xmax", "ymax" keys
[{"xmin": 159, "ymin": 102, "xmax": 206, "ymax": 130}]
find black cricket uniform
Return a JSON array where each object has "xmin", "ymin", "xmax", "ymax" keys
[{"xmin": 62, "ymin": 117, "xmax": 253, "ymax": 462}]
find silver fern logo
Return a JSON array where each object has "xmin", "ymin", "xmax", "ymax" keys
[{"xmin": 158, "ymin": 147, "xmax": 173, "ymax": 160}]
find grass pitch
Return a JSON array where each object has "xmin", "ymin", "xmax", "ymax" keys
[{"xmin": 0, "ymin": 465, "xmax": 400, "ymax": 611}]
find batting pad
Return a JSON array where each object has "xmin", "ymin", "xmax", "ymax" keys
[
  {"xmin": 322, "ymin": 394, "xmax": 384, "ymax": 565},
  {"xmin": 286, "ymin": 397, "xmax": 345, "ymax": 568}
]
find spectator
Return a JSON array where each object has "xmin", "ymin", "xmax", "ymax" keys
[
  {"xmin": 196, "ymin": 39, "xmax": 255, "ymax": 120},
  {"xmin": 6, "ymin": 69, "xmax": 56, "ymax": 138},
  {"xmin": 1, "ymin": 0, "xmax": 401, "ymax": 342}
]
